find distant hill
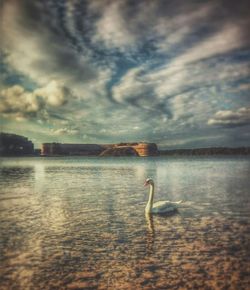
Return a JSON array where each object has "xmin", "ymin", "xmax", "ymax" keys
[
  {"xmin": 159, "ymin": 147, "xmax": 250, "ymax": 156},
  {"xmin": 0, "ymin": 133, "xmax": 34, "ymax": 156}
]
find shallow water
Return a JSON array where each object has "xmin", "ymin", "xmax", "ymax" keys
[{"xmin": 0, "ymin": 156, "xmax": 250, "ymax": 289}]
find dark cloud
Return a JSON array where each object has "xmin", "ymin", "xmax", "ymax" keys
[{"xmin": 1, "ymin": 0, "xmax": 109, "ymax": 97}]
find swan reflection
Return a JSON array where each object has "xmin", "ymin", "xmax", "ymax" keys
[{"xmin": 145, "ymin": 213, "xmax": 155, "ymax": 254}]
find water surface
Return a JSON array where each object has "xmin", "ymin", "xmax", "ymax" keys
[{"xmin": 0, "ymin": 156, "xmax": 250, "ymax": 289}]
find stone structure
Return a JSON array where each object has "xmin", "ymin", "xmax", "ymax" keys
[
  {"xmin": 100, "ymin": 146, "xmax": 139, "ymax": 157},
  {"xmin": 41, "ymin": 143, "xmax": 105, "ymax": 156},
  {"xmin": 126, "ymin": 143, "xmax": 159, "ymax": 157},
  {"xmin": 0, "ymin": 133, "xmax": 34, "ymax": 156},
  {"xmin": 41, "ymin": 142, "xmax": 159, "ymax": 157}
]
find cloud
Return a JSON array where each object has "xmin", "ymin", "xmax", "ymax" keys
[
  {"xmin": 237, "ymin": 83, "xmax": 250, "ymax": 91},
  {"xmin": 111, "ymin": 53, "xmax": 249, "ymax": 115},
  {"xmin": 1, "ymin": 0, "xmax": 111, "ymax": 98},
  {"xmin": 90, "ymin": 0, "xmax": 250, "ymax": 54},
  {"xmin": 166, "ymin": 24, "xmax": 245, "ymax": 68},
  {"xmin": 0, "ymin": 81, "xmax": 71, "ymax": 121},
  {"xmin": 89, "ymin": 0, "xmax": 162, "ymax": 52},
  {"xmin": 0, "ymin": 85, "xmax": 42, "ymax": 121},
  {"xmin": 50, "ymin": 128, "xmax": 79, "ymax": 136},
  {"xmin": 208, "ymin": 107, "xmax": 250, "ymax": 127},
  {"xmin": 34, "ymin": 81, "xmax": 69, "ymax": 107},
  {"xmin": 154, "ymin": 3, "xmax": 216, "ymax": 51},
  {"xmin": 92, "ymin": 1, "xmax": 136, "ymax": 50},
  {"xmin": 112, "ymin": 66, "xmax": 153, "ymax": 104},
  {"xmin": 1, "ymin": 0, "xmax": 250, "ymax": 148}
]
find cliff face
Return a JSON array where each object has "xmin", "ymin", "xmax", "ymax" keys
[
  {"xmin": 132, "ymin": 143, "xmax": 159, "ymax": 157},
  {"xmin": 112, "ymin": 143, "xmax": 159, "ymax": 157},
  {"xmin": 100, "ymin": 147, "xmax": 139, "ymax": 157},
  {"xmin": 0, "ymin": 133, "xmax": 34, "ymax": 156}
]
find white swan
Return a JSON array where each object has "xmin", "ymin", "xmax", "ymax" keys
[{"xmin": 144, "ymin": 178, "xmax": 182, "ymax": 214}]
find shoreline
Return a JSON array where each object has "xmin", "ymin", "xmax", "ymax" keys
[{"xmin": 1, "ymin": 152, "xmax": 250, "ymax": 158}]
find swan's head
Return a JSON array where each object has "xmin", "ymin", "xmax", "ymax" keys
[{"xmin": 144, "ymin": 178, "xmax": 154, "ymax": 186}]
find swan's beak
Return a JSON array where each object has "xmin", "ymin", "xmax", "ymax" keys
[{"xmin": 144, "ymin": 181, "xmax": 148, "ymax": 187}]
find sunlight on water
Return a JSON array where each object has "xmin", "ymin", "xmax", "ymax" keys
[{"xmin": 0, "ymin": 156, "xmax": 250, "ymax": 289}]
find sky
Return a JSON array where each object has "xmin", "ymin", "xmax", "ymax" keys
[{"xmin": 0, "ymin": 0, "xmax": 250, "ymax": 149}]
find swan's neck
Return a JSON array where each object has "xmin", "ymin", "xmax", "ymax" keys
[{"xmin": 145, "ymin": 183, "xmax": 154, "ymax": 213}]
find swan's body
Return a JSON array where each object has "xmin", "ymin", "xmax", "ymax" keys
[{"xmin": 144, "ymin": 178, "xmax": 182, "ymax": 214}]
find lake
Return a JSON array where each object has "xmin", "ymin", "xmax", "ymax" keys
[{"xmin": 0, "ymin": 156, "xmax": 250, "ymax": 289}]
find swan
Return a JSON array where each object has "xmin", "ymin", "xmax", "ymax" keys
[{"xmin": 144, "ymin": 178, "xmax": 182, "ymax": 214}]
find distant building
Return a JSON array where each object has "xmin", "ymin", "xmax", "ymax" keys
[
  {"xmin": 41, "ymin": 143, "xmax": 105, "ymax": 156},
  {"xmin": 0, "ymin": 133, "xmax": 34, "ymax": 156}
]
